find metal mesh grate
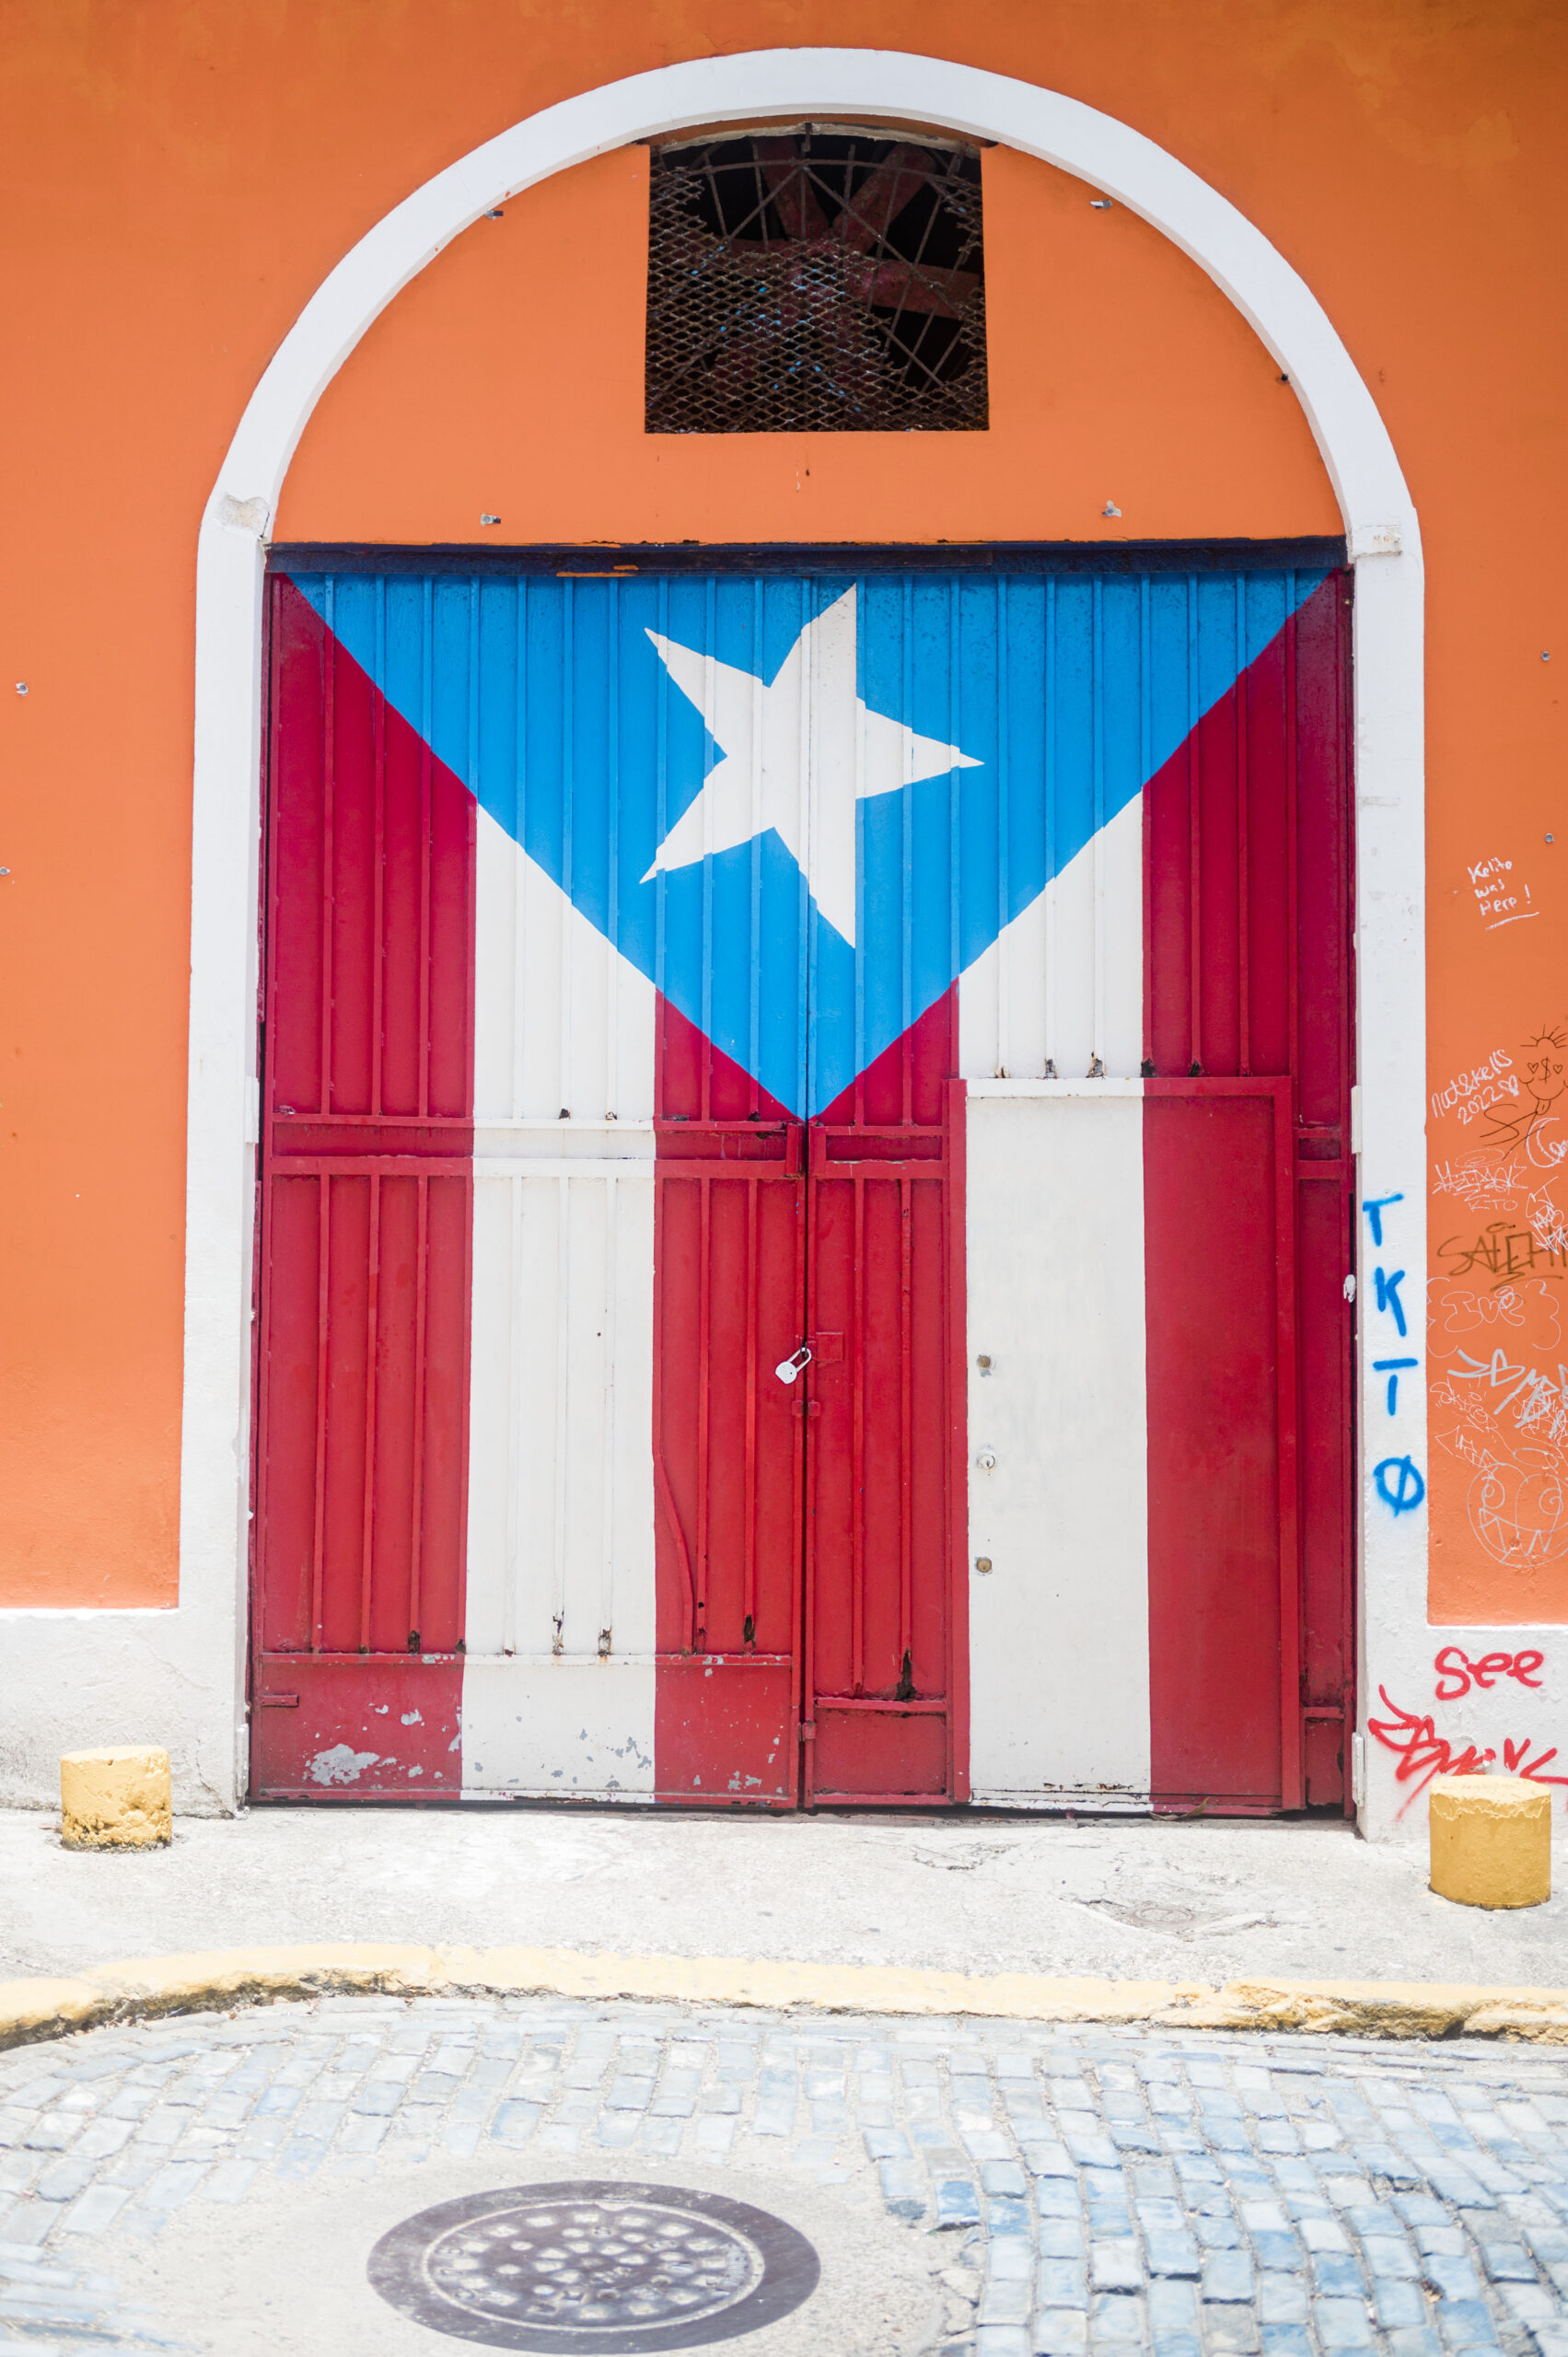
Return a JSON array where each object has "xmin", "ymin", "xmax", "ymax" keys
[{"xmin": 646, "ymin": 127, "xmax": 987, "ymax": 434}]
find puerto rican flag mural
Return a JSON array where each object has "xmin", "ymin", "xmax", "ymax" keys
[{"xmin": 253, "ymin": 559, "xmax": 1354, "ymax": 1815}]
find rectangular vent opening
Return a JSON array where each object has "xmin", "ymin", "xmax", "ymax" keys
[{"xmin": 645, "ymin": 126, "xmax": 988, "ymax": 435}]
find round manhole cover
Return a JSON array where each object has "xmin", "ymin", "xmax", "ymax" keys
[{"xmin": 367, "ymin": 2180, "xmax": 821, "ymax": 2351}]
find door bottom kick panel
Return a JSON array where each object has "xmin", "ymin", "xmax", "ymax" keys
[
  {"xmin": 968, "ymin": 1785, "xmax": 1154, "ymax": 1814},
  {"xmin": 655, "ymin": 1657, "xmax": 798, "ymax": 1802},
  {"xmin": 808, "ymin": 1701, "xmax": 951, "ymax": 1801},
  {"xmin": 250, "ymin": 1656, "xmax": 463, "ymax": 1798}
]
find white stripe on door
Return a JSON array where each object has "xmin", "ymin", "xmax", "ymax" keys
[
  {"xmin": 964, "ymin": 1082, "xmax": 1152, "ymax": 1808},
  {"xmin": 463, "ymin": 811, "xmax": 659, "ymax": 1799},
  {"xmin": 960, "ymin": 793, "xmax": 1150, "ymax": 1807},
  {"xmin": 958, "ymin": 794, "xmax": 1144, "ymax": 1086}
]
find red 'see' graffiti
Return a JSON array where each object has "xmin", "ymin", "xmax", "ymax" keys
[
  {"xmin": 1433, "ymin": 1643, "xmax": 1545, "ymax": 1701},
  {"xmin": 1366, "ymin": 1686, "xmax": 1568, "ymax": 1818}
]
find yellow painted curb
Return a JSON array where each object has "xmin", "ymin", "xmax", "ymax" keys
[{"xmin": 3, "ymin": 1946, "xmax": 1568, "ymax": 2054}]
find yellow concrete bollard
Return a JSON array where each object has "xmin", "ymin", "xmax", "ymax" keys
[
  {"xmin": 60, "ymin": 1747, "xmax": 172, "ymax": 1851},
  {"xmin": 1429, "ymin": 1773, "xmax": 1551, "ymax": 1909}
]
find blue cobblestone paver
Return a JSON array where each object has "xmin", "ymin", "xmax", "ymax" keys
[{"xmin": 0, "ymin": 2004, "xmax": 1564, "ymax": 2351}]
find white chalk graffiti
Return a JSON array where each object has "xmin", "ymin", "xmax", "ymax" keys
[
  {"xmin": 1431, "ymin": 1281, "xmax": 1562, "ymax": 1355},
  {"xmin": 1432, "ymin": 1155, "xmax": 1529, "ymax": 1213},
  {"xmin": 1431, "ymin": 1024, "xmax": 1568, "ymax": 1571},
  {"xmin": 1467, "ymin": 854, "xmax": 1540, "ymax": 934},
  {"xmin": 1431, "ymin": 1048, "xmax": 1516, "ymax": 1127}
]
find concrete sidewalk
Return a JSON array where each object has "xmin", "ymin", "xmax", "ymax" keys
[{"xmin": 2, "ymin": 1805, "xmax": 1563, "ymax": 1990}]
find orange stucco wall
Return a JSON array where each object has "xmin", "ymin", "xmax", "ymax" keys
[
  {"xmin": 277, "ymin": 143, "xmax": 1337, "ymax": 546},
  {"xmin": 2, "ymin": 1, "xmax": 1564, "ymax": 1613}
]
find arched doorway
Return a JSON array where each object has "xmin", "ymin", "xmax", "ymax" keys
[{"xmin": 180, "ymin": 51, "xmax": 1414, "ymax": 1819}]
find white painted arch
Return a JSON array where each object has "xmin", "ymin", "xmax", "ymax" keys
[{"xmin": 47, "ymin": 49, "xmax": 1432, "ymax": 1822}]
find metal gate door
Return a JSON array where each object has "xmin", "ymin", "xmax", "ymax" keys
[{"xmin": 253, "ymin": 550, "xmax": 1351, "ymax": 1813}]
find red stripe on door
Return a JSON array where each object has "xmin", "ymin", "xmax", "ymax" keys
[
  {"xmin": 807, "ymin": 991, "xmax": 964, "ymax": 1806},
  {"xmin": 653, "ymin": 1002, "xmax": 803, "ymax": 1805},
  {"xmin": 652, "ymin": 992, "xmax": 965, "ymax": 1805},
  {"xmin": 252, "ymin": 578, "xmax": 474, "ymax": 1798},
  {"xmin": 1144, "ymin": 1080, "xmax": 1298, "ymax": 1808},
  {"xmin": 1144, "ymin": 573, "xmax": 1354, "ymax": 1813}
]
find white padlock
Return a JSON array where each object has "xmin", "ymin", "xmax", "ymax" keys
[{"xmin": 774, "ymin": 1346, "xmax": 812, "ymax": 1385}]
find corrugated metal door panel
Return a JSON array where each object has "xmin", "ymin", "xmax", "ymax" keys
[
  {"xmin": 804, "ymin": 991, "xmax": 958, "ymax": 1804},
  {"xmin": 253, "ymin": 578, "xmax": 471, "ymax": 1798},
  {"xmin": 1143, "ymin": 570, "xmax": 1354, "ymax": 1812},
  {"xmin": 653, "ymin": 1175, "xmax": 804, "ymax": 1799},
  {"xmin": 652, "ymin": 997, "xmax": 806, "ymax": 1805},
  {"xmin": 1144, "ymin": 1081, "xmax": 1298, "ymax": 1808},
  {"xmin": 465, "ymin": 1168, "xmax": 656, "ymax": 1662}
]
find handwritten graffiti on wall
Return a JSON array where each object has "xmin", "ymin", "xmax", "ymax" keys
[
  {"xmin": 1437, "ymin": 1221, "xmax": 1568, "ymax": 1287},
  {"xmin": 1432, "ymin": 1155, "xmax": 1531, "ymax": 1214},
  {"xmin": 1431, "ymin": 1048, "xmax": 1517, "ymax": 1128},
  {"xmin": 1466, "ymin": 855, "xmax": 1539, "ymax": 935},
  {"xmin": 1365, "ymin": 1191, "xmax": 1425, "ymax": 1516},
  {"xmin": 1367, "ymin": 1646, "xmax": 1565, "ymax": 1817},
  {"xmin": 1431, "ymin": 1023, "xmax": 1568, "ymax": 1569},
  {"xmin": 1473, "ymin": 1028, "xmax": 1568, "ymax": 1160},
  {"xmin": 1432, "ymin": 1643, "xmax": 1543, "ymax": 1700},
  {"xmin": 1432, "ymin": 1282, "xmax": 1561, "ymax": 1354}
]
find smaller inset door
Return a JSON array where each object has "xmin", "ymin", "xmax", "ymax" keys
[
  {"xmin": 1144, "ymin": 1077, "xmax": 1301, "ymax": 1811},
  {"xmin": 652, "ymin": 1011, "xmax": 807, "ymax": 1806},
  {"xmin": 652, "ymin": 997, "xmax": 964, "ymax": 1806},
  {"xmin": 802, "ymin": 1002, "xmax": 963, "ymax": 1805}
]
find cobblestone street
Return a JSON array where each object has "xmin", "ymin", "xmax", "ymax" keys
[{"xmin": 2, "ymin": 1997, "xmax": 1567, "ymax": 2355}]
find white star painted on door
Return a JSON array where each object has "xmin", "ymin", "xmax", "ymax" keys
[{"xmin": 641, "ymin": 586, "xmax": 982, "ymax": 948}]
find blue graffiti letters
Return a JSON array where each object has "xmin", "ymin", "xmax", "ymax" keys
[
  {"xmin": 1363, "ymin": 1193, "xmax": 1405, "ymax": 1248},
  {"xmin": 1375, "ymin": 1455, "xmax": 1427, "ymax": 1515},
  {"xmin": 1375, "ymin": 1266, "xmax": 1409, "ymax": 1337},
  {"xmin": 1364, "ymin": 1190, "xmax": 1427, "ymax": 1507},
  {"xmin": 1374, "ymin": 1356, "xmax": 1419, "ymax": 1414}
]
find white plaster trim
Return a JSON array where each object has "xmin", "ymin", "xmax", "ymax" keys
[
  {"xmin": 966, "ymin": 1080, "xmax": 1145, "ymax": 1100},
  {"xmin": 156, "ymin": 47, "xmax": 1423, "ymax": 1823}
]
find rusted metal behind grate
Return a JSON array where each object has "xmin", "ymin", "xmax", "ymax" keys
[{"xmin": 645, "ymin": 129, "xmax": 987, "ymax": 434}]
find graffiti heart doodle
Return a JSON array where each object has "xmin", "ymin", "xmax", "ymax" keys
[{"xmin": 1477, "ymin": 1027, "xmax": 1568, "ymax": 1161}]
